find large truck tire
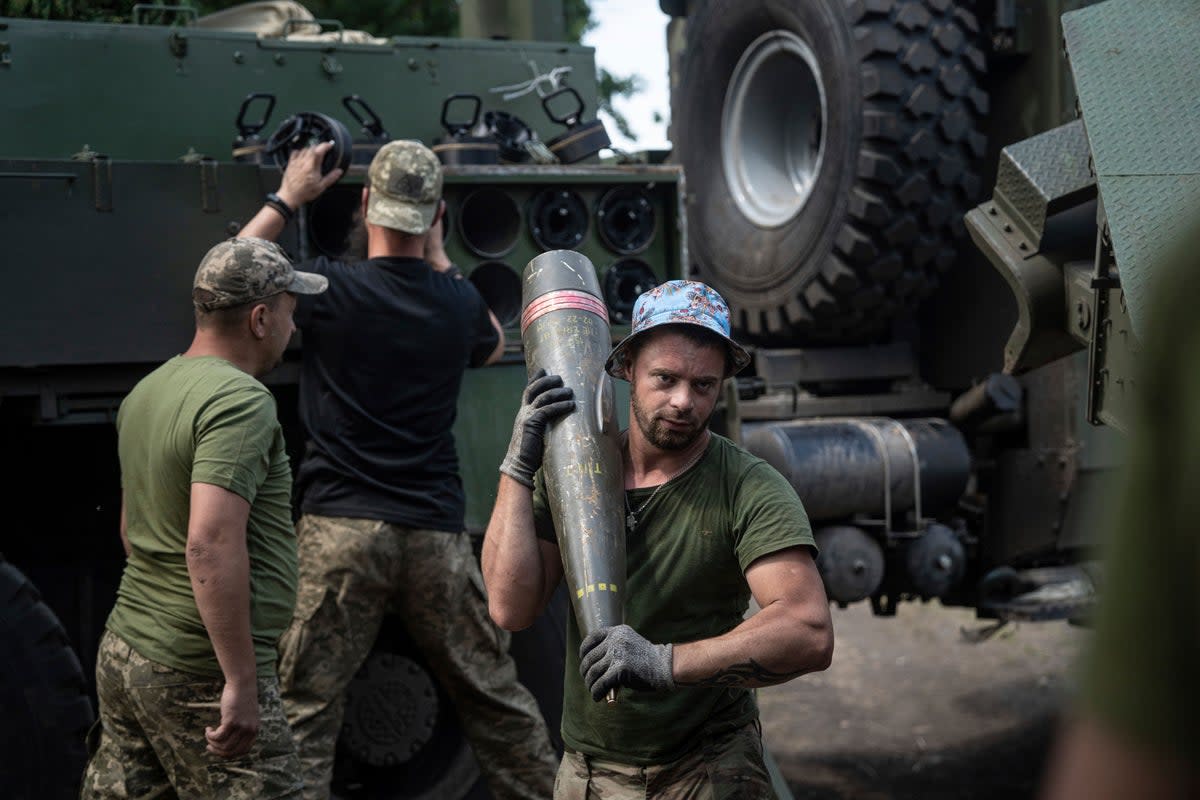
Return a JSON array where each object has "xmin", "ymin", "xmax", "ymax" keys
[
  {"xmin": 0, "ymin": 557, "xmax": 95, "ymax": 800},
  {"xmin": 674, "ymin": 0, "xmax": 988, "ymax": 344}
]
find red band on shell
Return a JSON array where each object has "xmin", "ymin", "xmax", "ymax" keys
[{"xmin": 521, "ymin": 290, "xmax": 609, "ymax": 333}]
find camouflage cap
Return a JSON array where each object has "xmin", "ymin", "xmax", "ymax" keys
[
  {"xmin": 192, "ymin": 237, "xmax": 327, "ymax": 311},
  {"xmin": 366, "ymin": 139, "xmax": 443, "ymax": 234}
]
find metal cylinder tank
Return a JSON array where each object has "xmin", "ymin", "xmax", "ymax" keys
[
  {"xmin": 743, "ymin": 418, "xmax": 970, "ymax": 523},
  {"xmin": 812, "ymin": 525, "xmax": 885, "ymax": 605}
]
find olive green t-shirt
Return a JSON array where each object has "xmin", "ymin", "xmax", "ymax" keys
[
  {"xmin": 107, "ymin": 355, "xmax": 297, "ymax": 679},
  {"xmin": 533, "ymin": 433, "xmax": 816, "ymax": 765},
  {"xmin": 1080, "ymin": 239, "xmax": 1200, "ymax": 764}
]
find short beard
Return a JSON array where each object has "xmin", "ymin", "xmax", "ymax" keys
[{"xmin": 630, "ymin": 382, "xmax": 712, "ymax": 451}]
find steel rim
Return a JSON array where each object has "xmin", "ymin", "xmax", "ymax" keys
[{"xmin": 721, "ymin": 30, "xmax": 828, "ymax": 228}]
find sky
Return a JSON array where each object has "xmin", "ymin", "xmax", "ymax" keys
[{"xmin": 582, "ymin": 0, "xmax": 673, "ymax": 152}]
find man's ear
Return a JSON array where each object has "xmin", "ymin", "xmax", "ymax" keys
[
  {"xmin": 433, "ymin": 198, "xmax": 446, "ymax": 228},
  {"xmin": 361, "ymin": 187, "xmax": 369, "ymax": 218},
  {"xmin": 248, "ymin": 303, "xmax": 269, "ymax": 340}
]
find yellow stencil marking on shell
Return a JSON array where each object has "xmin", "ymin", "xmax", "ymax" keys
[{"xmin": 576, "ymin": 583, "xmax": 618, "ymax": 597}]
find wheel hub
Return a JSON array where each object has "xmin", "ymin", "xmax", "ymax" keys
[
  {"xmin": 340, "ymin": 653, "xmax": 439, "ymax": 767},
  {"xmin": 721, "ymin": 30, "xmax": 828, "ymax": 229}
]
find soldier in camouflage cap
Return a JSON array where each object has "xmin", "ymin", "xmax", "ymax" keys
[
  {"xmin": 82, "ymin": 235, "xmax": 319, "ymax": 799},
  {"xmin": 237, "ymin": 143, "xmax": 554, "ymax": 800},
  {"xmin": 365, "ymin": 139, "xmax": 444, "ymax": 235},
  {"xmin": 192, "ymin": 237, "xmax": 327, "ymax": 311}
]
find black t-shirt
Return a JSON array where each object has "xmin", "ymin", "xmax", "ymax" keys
[{"xmin": 294, "ymin": 255, "xmax": 499, "ymax": 531}]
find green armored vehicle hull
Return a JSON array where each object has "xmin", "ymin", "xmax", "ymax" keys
[{"xmin": 0, "ymin": 4, "xmax": 684, "ymax": 798}]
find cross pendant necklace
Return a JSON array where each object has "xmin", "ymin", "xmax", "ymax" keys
[{"xmin": 624, "ymin": 432, "xmax": 710, "ymax": 532}]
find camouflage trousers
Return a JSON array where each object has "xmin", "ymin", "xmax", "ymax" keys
[
  {"xmin": 81, "ymin": 629, "xmax": 303, "ymax": 799},
  {"xmin": 277, "ymin": 514, "xmax": 558, "ymax": 800},
  {"xmin": 554, "ymin": 721, "xmax": 775, "ymax": 800}
]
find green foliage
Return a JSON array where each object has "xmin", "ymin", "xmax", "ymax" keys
[
  {"xmin": 0, "ymin": 0, "xmax": 125, "ymax": 21},
  {"xmin": 597, "ymin": 67, "xmax": 642, "ymax": 143},
  {"xmin": 562, "ymin": 1, "xmax": 642, "ymax": 143},
  {"xmin": 563, "ymin": 0, "xmax": 594, "ymax": 42},
  {"xmin": 0, "ymin": 1, "xmax": 455, "ymax": 33},
  {"xmin": 0, "ymin": 0, "xmax": 592, "ymax": 40}
]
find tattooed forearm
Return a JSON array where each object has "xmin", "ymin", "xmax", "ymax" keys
[{"xmin": 674, "ymin": 658, "xmax": 807, "ymax": 689}]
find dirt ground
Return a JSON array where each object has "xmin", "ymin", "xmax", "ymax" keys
[{"xmin": 759, "ymin": 602, "xmax": 1089, "ymax": 800}]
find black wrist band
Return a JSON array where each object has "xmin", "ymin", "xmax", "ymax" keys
[
  {"xmin": 444, "ymin": 264, "xmax": 464, "ymax": 280},
  {"xmin": 264, "ymin": 192, "xmax": 295, "ymax": 222}
]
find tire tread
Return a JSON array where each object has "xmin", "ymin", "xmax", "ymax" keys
[
  {"xmin": 0, "ymin": 559, "xmax": 94, "ymax": 800},
  {"xmin": 678, "ymin": 0, "xmax": 989, "ymax": 344},
  {"xmin": 822, "ymin": 0, "xmax": 987, "ymax": 341}
]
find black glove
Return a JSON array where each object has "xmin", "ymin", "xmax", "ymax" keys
[
  {"xmin": 579, "ymin": 624, "xmax": 674, "ymax": 701},
  {"xmin": 499, "ymin": 368, "xmax": 576, "ymax": 488}
]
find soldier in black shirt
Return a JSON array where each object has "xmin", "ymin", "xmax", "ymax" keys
[{"xmin": 238, "ymin": 140, "xmax": 558, "ymax": 800}]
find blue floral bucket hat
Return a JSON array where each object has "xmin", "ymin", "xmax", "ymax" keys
[{"xmin": 605, "ymin": 280, "xmax": 751, "ymax": 379}]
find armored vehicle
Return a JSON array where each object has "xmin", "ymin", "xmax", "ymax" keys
[
  {"xmin": 3, "ymin": 0, "xmax": 1195, "ymax": 798},
  {"xmin": 0, "ymin": 2, "xmax": 684, "ymax": 797}
]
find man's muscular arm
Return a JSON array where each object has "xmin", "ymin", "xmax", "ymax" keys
[
  {"xmin": 581, "ymin": 546, "xmax": 831, "ymax": 700},
  {"xmin": 482, "ymin": 475, "xmax": 563, "ymax": 631},
  {"xmin": 672, "ymin": 546, "xmax": 832, "ymax": 687}
]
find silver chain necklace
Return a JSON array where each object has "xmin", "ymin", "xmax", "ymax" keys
[{"xmin": 624, "ymin": 432, "xmax": 710, "ymax": 532}]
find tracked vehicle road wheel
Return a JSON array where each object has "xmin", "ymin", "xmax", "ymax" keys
[
  {"xmin": 0, "ymin": 557, "xmax": 95, "ymax": 800},
  {"xmin": 332, "ymin": 585, "xmax": 568, "ymax": 799},
  {"xmin": 674, "ymin": 0, "xmax": 988, "ymax": 344}
]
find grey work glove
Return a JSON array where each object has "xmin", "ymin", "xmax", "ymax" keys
[
  {"xmin": 499, "ymin": 368, "xmax": 576, "ymax": 488},
  {"xmin": 579, "ymin": 624, "xmax": 675, "ymax": 701}
]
